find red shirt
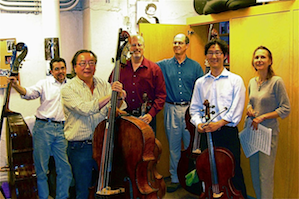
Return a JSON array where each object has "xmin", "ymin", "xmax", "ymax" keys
[{"xmin": 110, "ymin": 57, "xmax": 166, "ymax": 117}]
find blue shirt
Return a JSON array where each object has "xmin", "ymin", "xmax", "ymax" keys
[
  {"xmin": 157, "ymin": 56, "xmax": 203, "ymax": 103},
  {"xmin": 190, "ymin": 68, "xmax": 245, "ymax": 127}
]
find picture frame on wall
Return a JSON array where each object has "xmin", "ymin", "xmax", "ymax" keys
[
  {"xmin": 44, "ymin": 38, "xmax": 60, "ymax": 61},
  {"xmin": 6, "ymin": 40, "xmax": 15, "ymax": 52},
  {"xmin": 137, "ymin": 1, "xmax": 160, "ymax": 25},
  {"xmin": 5, "ymin": 55, "xmax": 12, "ymax": 65}
]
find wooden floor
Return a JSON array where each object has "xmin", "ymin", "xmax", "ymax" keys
[{"xmin": 0, "ymin": 183, "xmax": 199, "ymax": 199}]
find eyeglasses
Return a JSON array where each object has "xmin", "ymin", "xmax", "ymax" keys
[
  {"xmin": 77, "ymin": 61, "xmax": 96, "ymax": 67},
  {"xmin": 173, "ymin": 41, "xmax": 185, "ymax": 45},
  {"xmin": 207, "ymin": 51, "xmax": 223, "ymax": 57},
  {"xmin": 130, "ymin": 43, "xmax": 143, "ymax": 47}
]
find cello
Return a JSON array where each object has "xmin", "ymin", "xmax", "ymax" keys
[
  {"xmin": 91, "ymin": 29, "xmax": 165, "ymax": 199},
  {"xmin": 177, "ymin": 106, "xmax": 203, "ymax": 196},
  {"xmin": 196, "ymin": 100, "xmax": 243, "ymax": 199},
  {"xmin": 0, "ymin": 43, "xmax": 38, "ymax": 198}
]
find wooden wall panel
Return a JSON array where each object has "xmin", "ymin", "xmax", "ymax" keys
[
  {"xmin": 230, "ymin": 7, "xmax": 299, "ymax": 199},
  {"xmin": 290, "ymin": 9, "xmax": 299, "ymax": 197},
  {"xmin": 189, "ymin": 25, "xmax": 209, "ymax": 69}
]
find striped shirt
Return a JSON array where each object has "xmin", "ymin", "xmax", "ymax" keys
[{"xmin": 61, "ymin": 76, "xmax": 112, "ymax": 141}]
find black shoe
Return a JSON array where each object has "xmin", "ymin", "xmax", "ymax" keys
[{"xmin": 167, "ymin": 183, "xmax": 181, "ymax": 193}]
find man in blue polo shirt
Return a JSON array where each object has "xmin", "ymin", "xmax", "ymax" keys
[{"xmin": 157, "ymin": 33, "xmax": 204, "ymax": 193}]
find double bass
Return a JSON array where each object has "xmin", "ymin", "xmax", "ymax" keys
[
  {"xmin": 0, "ymin": 43, "xmax": 38, "ymax": 198},
  {"xmin": 91, "ymin": 29, "xmax": 165, "ymax": 199},
  {"xmin": 196, "ymin": 100, "xmax": 243, "ymax": 199}
]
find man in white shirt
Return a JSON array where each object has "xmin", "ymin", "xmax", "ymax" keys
[
  {"xmin": 190, "ymin": 39, "xmax": 247, "ymax": 198},
  {"xmin": 8, "ymin": 57, "xmax": 72, "ymax": 199}
]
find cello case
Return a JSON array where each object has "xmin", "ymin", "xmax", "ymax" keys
[{"xmin": 0, "ymin": 43, "xmax": 38, "ymax": 198}]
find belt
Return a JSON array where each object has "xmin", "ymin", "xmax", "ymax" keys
[
  {"xmin": 166, "ymin": 101, "xmax": 190, "ymax": 106},
  {"xmin": 69, "ymin": 140, "xmax": 92, "ymax": 145},
  {"xmin": 126, "ymin": 110, "xmax": 141, "ymax": 117},
  {"xmin": 36, "ymin": 117, "xmax": 64, "ymax": 124}
]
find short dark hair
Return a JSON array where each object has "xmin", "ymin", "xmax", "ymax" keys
[
  {"xmin": 50, "ymin": 57, "xmax": 66, "ymax": 70},
  {"xmin": 71, "ymin": 49, "xmax": 97, "ymax": 70},
  {"xmin": 145, "ymin": 3, "xmax": 157, "ymax": 12},
  {"xmin": 204, "ymin": 39, "xmax": 228, "ymax": 55}
]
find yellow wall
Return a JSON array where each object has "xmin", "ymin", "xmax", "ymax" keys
[
  {"xmin": 0, "ymin": 38, "xmax": 15, "ymax": 88},
  {"xmin": 230, "ymin": 9, "xmax": 297, "ymax": 198}
]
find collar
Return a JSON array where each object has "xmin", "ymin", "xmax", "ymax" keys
[
  {"xmin": 206, "ymin": 67, "xmax": 229, "ymax": 79},
  {"xmin": 172, "ymin": 56, "xmax": 188, "ymax": 65},
  {"xmin": 50, "ymin": 75, "xmax": 67, "ymax": 84},
  {"xmin": 128, "ymin": 57, "xmax": 149, "ymax": 69},
  {"xmin": 74, "ymin": 75, "xmax": 99, "ymax": 87}
]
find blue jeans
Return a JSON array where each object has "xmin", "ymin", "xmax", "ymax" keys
[
  {"xmin": 32, "ymin": 120, "xmax": 72, "ymax": 199},
  {"xmin": 68, "ymin": 141, "xmax": 98, "ymax": 199}
]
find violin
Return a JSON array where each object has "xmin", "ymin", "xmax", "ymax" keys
[
  {"xmin": 0, "ymin": 43, "xmax": 38, "ymax": 198},
  {"xmin": 196, "ymin": 100, "xmax": 243, "ymax": 199},
  {"xmin": 90, "ymin": 29, "xmax": 165, "ymax": 199}
]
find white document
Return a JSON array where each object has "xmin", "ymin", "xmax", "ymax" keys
[{"xmin": 239, "ymin": 118, "xmax": 272, "ymax": 158}]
